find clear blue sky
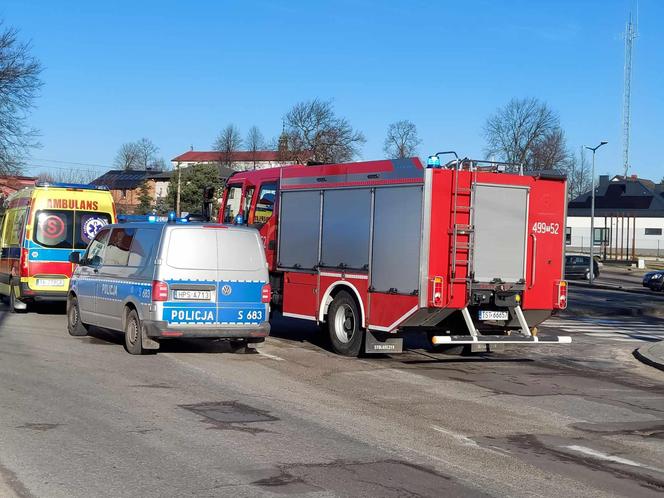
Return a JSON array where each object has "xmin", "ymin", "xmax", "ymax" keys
[{"xmin": 2, "ymin": 0, "xmax": 662, "ymax": 180}]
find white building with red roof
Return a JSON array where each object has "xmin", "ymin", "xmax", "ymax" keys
[{"xmin": 171, "ymin": 150, "xmax": 290, "ymax": 171}]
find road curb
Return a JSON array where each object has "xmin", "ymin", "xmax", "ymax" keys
[{"xmin": 633, "ymin": 341, "xmax": 664, "ymax": 372}]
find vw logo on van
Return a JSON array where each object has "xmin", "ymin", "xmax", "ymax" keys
[{"xmin": 221, "ymin": 284, "xmax": 232, "ymax": 296}]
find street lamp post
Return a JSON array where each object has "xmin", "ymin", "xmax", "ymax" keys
[{"xmin": 584, "ymin": 141, "xmax": 608, "ymax": 285}]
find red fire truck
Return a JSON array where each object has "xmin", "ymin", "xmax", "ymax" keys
[{"xmin": 218, "ymin": 155, "xmax": 570, "ymax": 356}]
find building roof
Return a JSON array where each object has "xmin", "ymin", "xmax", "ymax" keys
[
  {"xmin": 0, "ymin": 175, "xmax": 37, "ymax": 197},
  {"xmin": 90, "ymin": 170, "xmax": 150, "ymax": 190},
  {"xmin": 171, "ymin": 150, "xmax": 281, "ymax": 163},
  {"xmin": 568, "ymin": 175, "xmax": 664, "ymax": 218}
]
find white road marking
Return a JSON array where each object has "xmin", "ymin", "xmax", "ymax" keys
[
  {"xmin": 431, "ymin": 425, "xmax": 508, "ymax": 457},
  {"xmin": 563, "ymin": 445, "xmax": 664, "ymax": 474},
  {"xmin": 258, "ymin": 351, "xmax": 285, "ymax": 361},
  {"xmin": 543, "ymin": 317, "xmax": 664, "ymax": 343}
]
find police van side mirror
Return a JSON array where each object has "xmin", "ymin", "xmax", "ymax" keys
[{"xmin": 69, "ymin": 252, "xmax": 81, "ymax": 265}]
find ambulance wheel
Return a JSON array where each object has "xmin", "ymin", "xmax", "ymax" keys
[
  {"xmin": 67, "ymin": 295, "xmax": 89, "ymax": 336},
  {"xmin": 327, "ymin": 291, "xmax": 364, "ymax": 357},
  {"xmin": 124, "ymin": 309, "xmax": 150, "ymax": 355}
]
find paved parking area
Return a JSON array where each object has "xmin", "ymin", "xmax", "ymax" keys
[{"xmin": 1, "ymin": 299, "xmax": 663, "ymax": 497}]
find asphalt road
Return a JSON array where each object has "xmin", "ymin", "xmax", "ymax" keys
[{"xmin": 1, "ymin": 297, "xmax": 663, "ymax": 497}]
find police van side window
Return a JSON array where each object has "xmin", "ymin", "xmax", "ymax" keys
[
  {"xmin": 84, "ymin": 229, "xmax": 110, "ymax": 265},
  {"xmin": 104, "ymin": 228, "xmax": 135, "ymax": 266},
  {"xmin": 128, "ymin": 229, "xmax": 159, "ymax": 267}
]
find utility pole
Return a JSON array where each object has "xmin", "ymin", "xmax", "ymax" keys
[
  {"xmin": 622, "ymin": 12, "xmax": 638, "ymax": 177},
  {"xmin": 176, "ymin": 162, "xmax": 181, "ymax": 217},
  {"xmin": 585, "ymin": 142, "xmax": 608, "ymax": 285}
]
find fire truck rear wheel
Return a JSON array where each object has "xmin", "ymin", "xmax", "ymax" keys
[{"xmin": 327, "ymin": 290, "xmax": 363, "ymax": 357}]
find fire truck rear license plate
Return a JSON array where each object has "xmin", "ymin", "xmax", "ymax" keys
[{"xmin": 478, "ymin": 310, "xmax": 509, "ymax": 321}]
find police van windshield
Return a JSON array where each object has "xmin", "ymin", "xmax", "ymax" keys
[{"xmin": 34, "ymin": 210, "xmax": 112, "ymax": 249}]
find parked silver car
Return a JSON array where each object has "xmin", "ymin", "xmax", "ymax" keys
[{"xmin": 67, "ymin": 221, "xmax": 270, "ymax": 354}]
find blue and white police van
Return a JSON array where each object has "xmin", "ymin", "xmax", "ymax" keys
[{"xmin": 67, "ymin": 219, "xmax": 270, "ymax": 354}]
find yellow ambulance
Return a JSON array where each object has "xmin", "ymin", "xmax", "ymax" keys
[{"xmin": 0, "ymin": 182, "xmax": 116, "ymax": 312}]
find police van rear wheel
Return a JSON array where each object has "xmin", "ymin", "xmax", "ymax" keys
[
  {"xmin": 327, "ymin": 291, "xmax": 364, "ymax": 357},
  {"xmin": 67, "ymin": 296, "xmax": 89, "ymax": 336},
  {"xmin": 124, "ymin": 309, "xmax": 147, "ymax": 355}
]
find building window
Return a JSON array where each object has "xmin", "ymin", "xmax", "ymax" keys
[
  {"xmin": 565, "ymin": 227, "xmax": 572, "ymax": 245},
  {"xmin": 593, "ymin": 228, "xmax": 610, "ymax": 246},
  {"xmin": 121, "ymin": 189, "xmax": 127, "ymax": 199},
  {"xmin": 645, "ymin": 228, "xmax": 662, "ymax": 236}
]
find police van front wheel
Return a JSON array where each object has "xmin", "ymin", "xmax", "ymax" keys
[
  {"xmin": 67, "ymin": 296, "xmax": 89, "ymax": 336},
  {"xmin": 327, "ymin": 291, "xmax": 364, "ymax": 357}
]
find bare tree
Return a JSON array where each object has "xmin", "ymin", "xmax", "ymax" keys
[
  {"xmin": 213, "ymin": 124, "xmax": 243, "ymax": 169},
  {"xmin": 282, "ymin": 99, "xmax": 366, "ymax": 164},
  {"xmin": 564, "ymin": 147, "xmax": 593, "ymax": 200},
  {"xmin": 0, "ymin": 21, "xmax": 43, "ymax": 174},
  {"xmin": 383, "ymin": 120, "xmax": 421, "ymax": 159},
  {"xmin": 246, "ymin": 125, "xmax": 264, "ymax": 170},
  {"xmin": 37, "ymin": 168, "xmax": 98, "ymax": 184},
  {"xmin": 114, "ymin": 138, "xmax": 164, "ymax": 171},
  {"xmin": 484, "ymin": 98, "xmax": 565, "ymax": 170},
  {"xmin": 528, "ymin": 128, "xmax": 570, "ymax": 170},
  {"xmin": 114, "ymin": 142, "xmax": 141, "ymax": 170}
]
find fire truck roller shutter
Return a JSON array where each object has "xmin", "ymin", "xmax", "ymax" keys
[
  {"xmin": 321, "ymin": 189, "xmax": 371, "ymax": 270},
  {"xmin": 473, "ymin": 184, "xmax": 529, "ymax": 283},
  {"xmin": 278, "ymin": 191, "xmax": 321, "ymax": 270},
  {"xmin": 371, "ymin": 186, "xmax": 423, "ymax": 294}
]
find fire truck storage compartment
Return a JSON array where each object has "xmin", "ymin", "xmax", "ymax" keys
[
  {"xmin": 320, "ymin": 189, "xmax": 371, "ymax": 269},
  {"xmin": 371, "ymin": 186, "xmax": 422, "ymax": 294},
  {"xmin": 472, "ymin": 183, "xmax": 529, "ymax": 284},
  {"xmin": 278, "ymin": 185, "xmax": 423, "ymax": 296},
  {"xmin": 278, "ymin": 190, "xmax": 321, "ymax": 269}
]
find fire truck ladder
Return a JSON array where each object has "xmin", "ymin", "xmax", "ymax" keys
[{"xmin": 449, "ymin": 164, "xmax": 476, "ymax": 302}]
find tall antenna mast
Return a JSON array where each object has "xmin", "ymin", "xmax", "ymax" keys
[{"xmin": 622, "ymin": 11, "xmax": 638, "ymax": 177}]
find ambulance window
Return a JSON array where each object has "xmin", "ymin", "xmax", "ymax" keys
[
  {"xmin": 252, "ymin": 183, "xmax": 277, "ymax": 228},
  {"xmin": 75, "ymin": 212, "xmax": 112, "ymax": 249},
  {"xmin": 104, "ymin": 228, "xmax": 135, "ymax": 266},
  {"xmin": 84, "ymin": 229, "xmax": 110, "ymax": 265},
  {"xmin": 128, "ymin": 229, "xmax": 159, "ymax": 267},
  {"xmin": 34, "ymin": 210, "xmax": 73, "ymax": 249},
  {"xmin": 223, "ymin": 185, "xmax": 242, "ymax": 223},
  {"xmin": 2, "ymin": 210, "xmax": 16, "ymax": 247},
  {"xmin": 10, "ymin": 209, "xmax": 26, "ymax": 246}
]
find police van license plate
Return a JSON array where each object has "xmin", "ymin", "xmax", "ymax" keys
[
  {"xmin": 37, "ymin": 278, "xmax": 64, "ymax": 287},
  {"xmin": 478, "ymin": 310, "xmax": 509, "ymax": 321},
  {"xmin": 174, "ymin": 290, "xmax": 211, "ymax": 301}
]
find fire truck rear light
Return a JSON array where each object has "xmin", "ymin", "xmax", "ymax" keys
[
  {"xmin": 431, "ymin": 276, "xmax": 444, "ymax": 307},
  {"xmin": 261, "ymin": 283, "xmax": 271, "ymax": 303},
  {"xmin": 556, "ymin": 280, "xmax": 568, "ymax": 309},
  {"xmin": 152, "ymin": 280, "xmax": 169, "ymax": 302}
]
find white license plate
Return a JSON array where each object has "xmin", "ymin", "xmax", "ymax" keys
[
  {"xmin": 174, "ymin": 290, "xmax": 211, "ymax": 301},
  {"xmin": 37, "ymin": 278, "xmax": 64, "ymax": 287},
  {"xmin": 478, "ymin": 310, "xmax": 509, "ymax": 321}
]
